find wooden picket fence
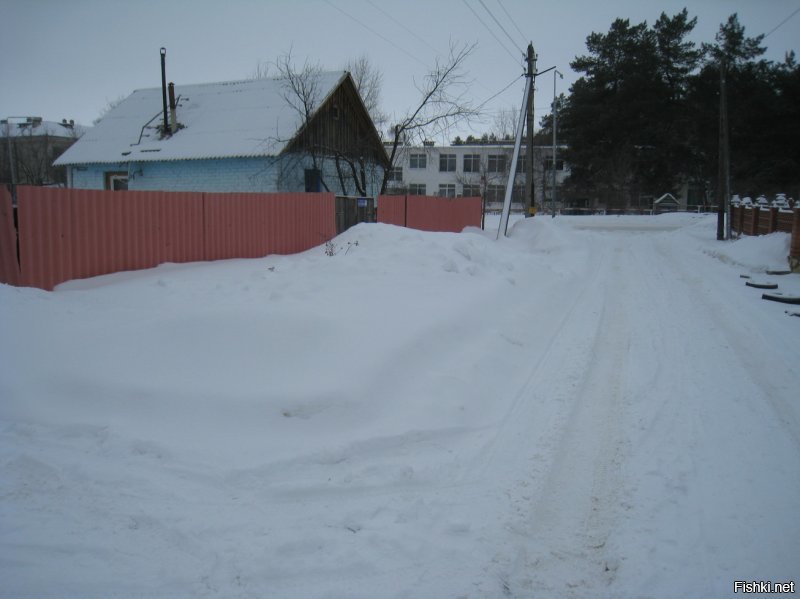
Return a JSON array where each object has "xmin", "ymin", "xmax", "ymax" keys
[{"xmin": 730, "ymin": 205, "xmax": 800, "ymax": 268}]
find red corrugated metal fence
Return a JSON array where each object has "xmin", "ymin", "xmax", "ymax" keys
[
  {"xmin": 2, "ymin": 187, "xmax": 337, "ymax": 290},
  {"xmin": 378, "ymin": 195, "xmax": 481, "ymax": 232},
  {"xmin": 1, "ymin": 187, "xmax": 482, "ymax": 291},
  {"xmin": 205, "ymin": 192, "xmax": 335, "ymax": 260},
  {"xmin": 376, "ymin": 195, "xmax": 407, "ymax": 227}
]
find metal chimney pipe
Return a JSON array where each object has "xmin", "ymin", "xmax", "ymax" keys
[
  {"xmin": 160, "ymin": 47, "xmax": 171, "ymax": 136},
  {"xmin": 168, "ymin": 82, "xmax": 177, "ymax": 131}
]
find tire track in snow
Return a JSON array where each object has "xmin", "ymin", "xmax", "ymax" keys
[
  {"xmin": 456, "ymin": 234, "xmax": 634, "ymax": 596},
  {"xmin": 505, "ymin": 240, "xmax": 632, "ymax": 595}
]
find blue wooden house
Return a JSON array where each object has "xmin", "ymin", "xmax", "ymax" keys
[{"xmin": 54, "ymin": 71, "xmax": 388, "ymax": 196}]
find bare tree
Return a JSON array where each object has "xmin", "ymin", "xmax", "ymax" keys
[
  {"xmin": 491, "ymin": 106, "xmax": 518, "ymax": 141},
  {"xmin": 274, "ymin": 48, "xmax": 385, "ymax": 197},
  {"xmin": 251, "ymin": 60, "xmax": 271, "ymax": 80},
  {"xmin": 276, "ymin": 49, "xmax": 324, "ymax": 123},
  {"xmin": 93, "ymin": 95, "xmax": 126, "ymax": 125},
  {"xmin": 274, "ymin": 48, "xmax": 332, "ymax": 191},
  {"xmin": 382, "ymin": 42, "xmax": 478, "ymax": 194},
  {"xmin": 345, "ymin": 55, "xmax": 387, "ymax": 130}
]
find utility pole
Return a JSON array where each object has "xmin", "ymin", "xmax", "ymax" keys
[
  {"xmin": 552, "ymin": 69, "xmax": 562, "ymax": 217},
  {"xmin": 717, "ymin": 57, "xmax": 730, "ymax": 241},
  {"xmin": 525, "ymin": 43, "xmax": 536, "ymax": 218}
]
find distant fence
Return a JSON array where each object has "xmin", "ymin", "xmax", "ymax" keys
[
  {"xmin": 0, "ymin": 187, "xmax": 486, "ymax": 291},
  {"xmin": 731, "ymin": 205, "xmax": 800, "ymax": 268},
  {"xmin": 378, "ymin": 194, "xmax": 482, "ymax": 233}
]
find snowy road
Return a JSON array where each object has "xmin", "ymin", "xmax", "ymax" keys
[
  {"xmin": 457, "ymin": 222, "xmax": 800, "ymax": 596},
  {"xmin": 1, "ymin": 214, "xmax": 798, "ymax": 598}
]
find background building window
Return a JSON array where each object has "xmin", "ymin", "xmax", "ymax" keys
[
  {"xmin": 439, "ymin": 153, "xmax": 456, "ymax": 172},
  {"xmin": 488, "ymin": 154, "xmax": 507, "ymax": 173},
  {"xmin": 463, "ymin": 154, "xmax": 480, "ymax": 173},
  {"xmin": 409, "ymin": 183, "xmax": 426, "ymax": 195},
  {"xmin": 387, "ymin": 166, "xmax": 403, "ymax": 182},
  {"xmin": 486, "ymin": 184, "xmax": 506, "ymax": 203},
  {"xmin": 439, "ymin": 183, "xmax": 456, "ymax": 197},
  {"xmin": 462, "ymin": 184, "xmax": 481, "ymax": 197},
  {"xmin": 409, "ymin": 153, "xmax": 427, "ymax": 169}
]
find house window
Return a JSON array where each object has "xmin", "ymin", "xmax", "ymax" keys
[
  {"xmin": 486, "ymin": 184, "xmax": 506, "ymax": 203},
  {"xmin": 462, "ymin": 184, "xmax": 481, "ymax": 198},
  {"xmin": 105, "ymin": 171, "xmax": 128, "ymax": 191},
  {"xmin": 409, "ymin": 153, "xmax": 427, "ymax": 169},
  {"xmin": 439, "ymin": 184, "xmax": 456, "ymax": 197},
  {"xmin": 463, "ymin": 154, "xmax": 480, "ymax": 173},
  {"xmin": 305, "ymin": 168, "xmax": 321, "ymax": 192},
  {"xmin": 488, "ymin": 154, "xmax": 507, "ymax": 173},
  {"xmin": 387, "ymin": 166, "xmax": 403, "ymax": 182},
  {"xmin": 409, "ymin": 183, "xmax": 426, "ymax": 195},
  {"xmin": 516, "ymin": 154, "xmax": 527, "ymax": 173},
  {"xmin": 439, "ymin": 153, "xmax": 456, "ymax": 172}
]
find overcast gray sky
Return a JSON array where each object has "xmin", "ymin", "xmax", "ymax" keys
[{"xmin": 1, "ymin": 0, "xmax": 797, "ymax": 142}]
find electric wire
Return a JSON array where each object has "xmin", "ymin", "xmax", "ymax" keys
[
  {"xmin": 427, "ymin": 74, "xmax": 523, "ymax": 138},
  {"xmin": 462, "ymin": 0, "xmax": 522, "ymax": 64},
  {"xmin": 764, "ymin": 5, "xmax": 800, "ymax": 38},
  {"xmin": 477, "ymin": 0, "xmax": 525, "ymax": 56},
  {"xmin": 324, "ymin": 0, "xmax": 430, "ymax": 69},
  {"xmin": 496, "ymin": 0, "xmax": 527, "ymax": 47},
  {"xmin": 365, "ymin": 0, "xmax": 441, "ymax": 56}
]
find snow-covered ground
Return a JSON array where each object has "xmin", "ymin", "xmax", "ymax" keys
[{"xmin": 1, "ymin": 213, "xmax": 798, "ymax": 598}]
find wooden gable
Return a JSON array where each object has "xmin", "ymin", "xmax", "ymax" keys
[{"xmin": 282, "ymin": 74, "xmax": 389, "ymax": 168}]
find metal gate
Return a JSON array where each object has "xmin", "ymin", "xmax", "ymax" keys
[{"xmin": 335, "ymin": 196, "xmax": 375, "ymax": 234}]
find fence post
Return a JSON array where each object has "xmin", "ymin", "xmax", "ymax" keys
[
  {"xmin": 790, "ymin": 208, "xmax": 800, "ymax": 272},
  {"xmin": 750, "ymin": 206, "xmax": 759, "ymax": 236},
  {"xmin": 769, "ymin": 207, "xmax": 778, "ymax": 233}
]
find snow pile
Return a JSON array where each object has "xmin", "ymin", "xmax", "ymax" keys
[
  {"xmin": 1, "ymin": 214, "xmax": 798, "ymax": 598},
  {"xmin": 703, "ymin": 229, "xmax": 792, "ymax": 273}
]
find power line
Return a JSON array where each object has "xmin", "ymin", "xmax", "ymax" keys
[
  {"xmin": 764, "ymin": 5, "xmax": 800, "ymax": 38},
  {"xmin": 477, "ymin": 75, "xmax": 525, "ymax": 110},
  {"xmin": 365, "ymin": 0, "xmax": 441, "ymax": 57},
  {"xmin": 427, "ymin": 75, "xmax": 524, "ymax": 138},
  {"xmin": 477, "ymin": 0, "xmax": 525, "ymax": 55},
  {"xmin": 462, "ymin": 0, "xmax": 522, "ymax": 64},
  {"xmin": 324, "ymin": 0, "xmax": 430, "ymax": 69},
  {"xmin": 496, "ymin": 0, "xmax": 527, "ymax": 47}
]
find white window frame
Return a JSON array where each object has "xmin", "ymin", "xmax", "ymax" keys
[
  {"xmin": 488, "ymin": 154, "xmax": 507, "ymax": 173},
  {"xmin": 439, "ymin": 153, "xmax": 456, "ymax": 172},
  {"xmin": 439, "ymin": 183, "xmax": 456, "ymax": 197},
  {"xmin": 463, "ymin": 154, "xmax": 480, "ymax": 173},
  {"xmin": 409, "ymin": 153, "xmax": 427, "ymax": 169}
]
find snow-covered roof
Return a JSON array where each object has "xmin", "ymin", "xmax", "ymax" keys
[
  {"xmin": 2, "ymin": 119, "xmax": 89, "ymax": 139},
  {"xmin": 55, "ymin": 72, "xmax": 347, "ymax": 166},
  {"xmin": 655, "ymin": 193, "xmax": 679, "ymax": 204}
]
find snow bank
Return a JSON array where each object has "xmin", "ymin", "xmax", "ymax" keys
[{"xmin": 1, "ymin": 213, "xmax": 797, "ymax": 598}]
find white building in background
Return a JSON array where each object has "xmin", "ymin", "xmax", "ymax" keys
[{"xmin": 385, "ymin": 142, "xmax": 570, "ymax": 211}]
